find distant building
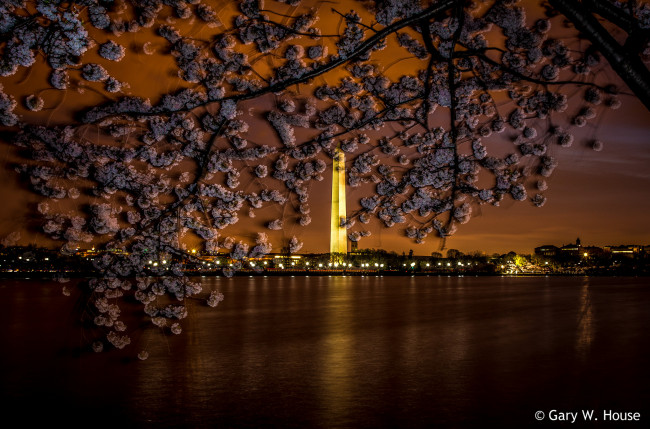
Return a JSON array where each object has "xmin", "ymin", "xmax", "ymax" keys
[
  {"xmin": 535, "ymin": 245, "xmax": 559, "ymax": 257},
  {"xmin": 604, "ymin": 245, "xmax": 642, "ymax": 258},
  {"xmin": 560, "ymin": 238, "xmax": 582, "ymax": 258}
]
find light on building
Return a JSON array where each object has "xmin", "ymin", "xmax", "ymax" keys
[{"xmin": 330, "ymin": 145, "xmax": 347, "ymax": 254}]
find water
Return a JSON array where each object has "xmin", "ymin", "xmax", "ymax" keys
[{"xmin": 0, "ymin": 276, "xmax": 648, "ymax": 428}]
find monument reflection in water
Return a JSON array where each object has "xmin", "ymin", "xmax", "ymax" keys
[{"xmin": 0, "ymin": 275, "xmax": 648, "ymax": 428}]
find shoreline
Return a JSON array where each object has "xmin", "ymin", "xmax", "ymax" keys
[{"xmin": 1, "ymin": 269, "xmax": 648, "ymax": 280}]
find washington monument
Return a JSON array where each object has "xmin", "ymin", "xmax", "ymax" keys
[{"xmin": 330, "ymin": 146, "xmax": 347, "ymax": 254}]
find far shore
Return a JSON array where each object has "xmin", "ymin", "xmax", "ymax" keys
[{"xmin": 1, "ymin": 269, "xmax": 648, "ymax": 280}]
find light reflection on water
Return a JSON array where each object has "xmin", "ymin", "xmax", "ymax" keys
[
  {"xmin": 576, "ymin": 278, "xmax": 594, "ymax": 359},
  {"xmin": 1, "ymin": 276, "xmax": 649, "ymax": 428}
]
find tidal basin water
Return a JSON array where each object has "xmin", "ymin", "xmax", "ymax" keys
[{"xmin": 1, "ymin": 275, "xmax": 648, "ymax": 428}]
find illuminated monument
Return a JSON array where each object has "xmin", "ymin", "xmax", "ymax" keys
[{"xmin": 330, "ymin": 146, "xmax": 347, "ymax": 254}]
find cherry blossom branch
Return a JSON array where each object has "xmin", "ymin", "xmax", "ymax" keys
[{"xmin": 549, "ymin": 0, "xmax": 650, "ymax": 111}]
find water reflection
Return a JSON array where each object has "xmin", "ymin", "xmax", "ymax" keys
[
  {"xmin": 576, "ymin": 278, "xmax": 594, "ymax": 359},
  {"xmin": 1, "ymin": 276, "xmax": 649, "ymax": 428},
  {"xmin": 320, "ymin": 277, "xmax": 354, "ymax": 424}
]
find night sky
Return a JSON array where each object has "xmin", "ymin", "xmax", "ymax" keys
[{"xmin": 0, "ymin": 0, "xmax": 649, "ymax": 256}]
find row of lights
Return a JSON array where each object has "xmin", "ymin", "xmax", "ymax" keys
[
  {"xmin": 157, "ymin": 256, "xmax": 479, "ymax": 270},
  {"xmin": 16, "ymin": 256, "xmax": 50, "ymax": 262}
]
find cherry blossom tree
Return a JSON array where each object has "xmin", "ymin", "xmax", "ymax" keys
[{"xmin": 1, "ymin": 0, "xmax": 648, "ymax": 353}]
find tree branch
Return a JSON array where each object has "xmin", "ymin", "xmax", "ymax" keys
[
  {"xmin": 87, "ymin": 0, "xmax": 457, "ymax": 120},
  {"xmin": 550, "ymin": 0, "xmax": 650, "ymax": 112}
]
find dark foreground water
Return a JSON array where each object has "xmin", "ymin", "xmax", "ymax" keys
[{"xmin": 0, "ymin": 275, "xmax": 648, "ymax": 428}]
